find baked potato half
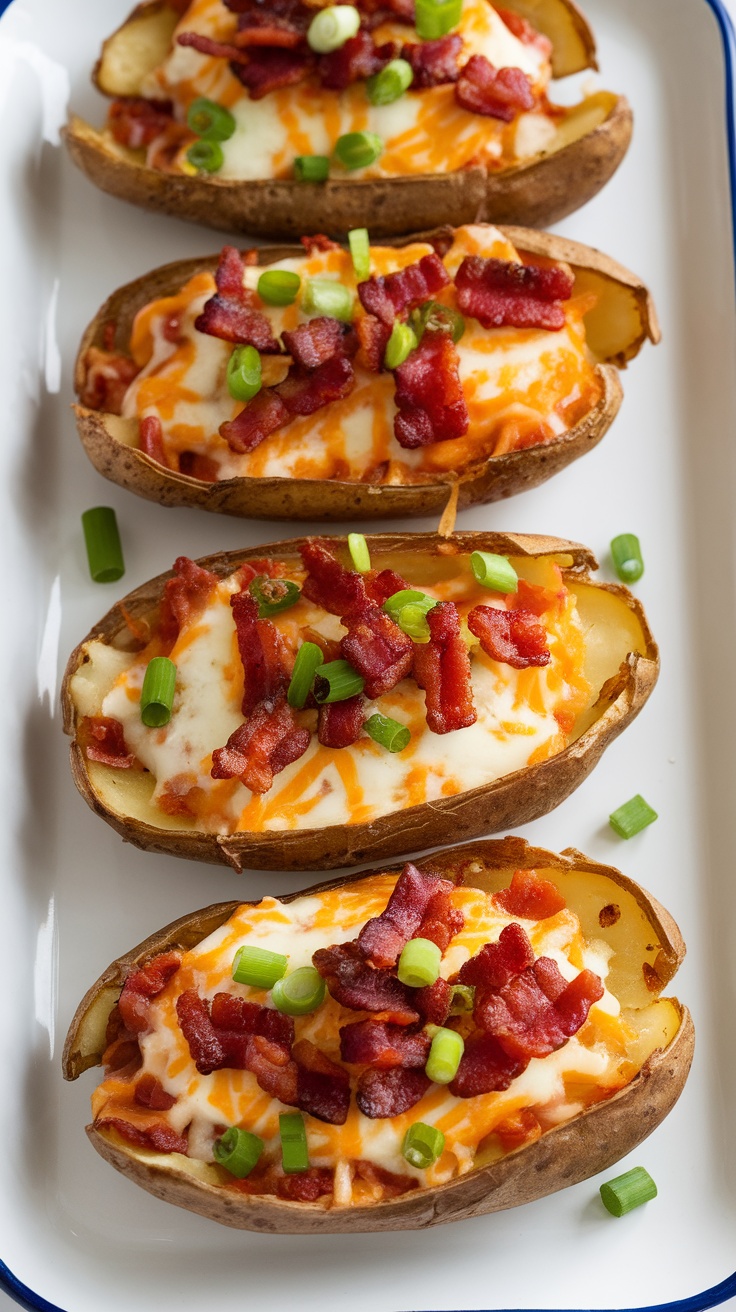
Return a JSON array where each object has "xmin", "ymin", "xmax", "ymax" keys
[
  {"xmin": 74, "ymin": 225, "xmax": 658, "ymax": 522},
  {"xmin": 61, "ymin": 531, "xmax": 659, "ymax": 871},
  {"xmin": 62, "ymin": 838, "xmax": 693, "ymax": 1232},
  {"xmin": 64, "ymin": 0, "xmax": 632, "ymax": 238}
]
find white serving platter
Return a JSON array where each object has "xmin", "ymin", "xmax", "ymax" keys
[{"xmin": 1, "ymin": 0, "xmax": 736, "ymax": 1307}]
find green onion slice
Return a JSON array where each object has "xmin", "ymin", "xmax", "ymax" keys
[
  {"xmin": 186, "ymin": 97, "xmax": 236, "ymax": 142},
  {"xmin": 186, "ymin": 140, "xmax": 224, "ymax": 173},
  {"xmin": 140, "ymin": 656, "xmax": 177, "ymax": 728},
  {"xmin": 257, "ymin": 269, "xmax": 301, "ymax": 306},
  {"xmin": 348, "ymin": 532, "xmax": 371, "ymax": 573},
  {"xmin": 249, "ymin": 574, "xmax": 301, "ymax": 618},
  {"xmin": 395, "ymin": 603, "xmax": 431, "ymax": 643},
  {"xmin": 273, "ymin": 968, "xmax": 326, "ymax": 1016},
  {"xmin": 383, "ymin": 588, "xmax": 437, "ymax": 621},
  {"xmin": 213, "ymin": 1126, "xmax": 264, "ymax": 1178},
  {"xmin": 287, "ymin": 642, "xmax": 324, "ymax": 708},
  {"xmin": 227, "ymin": 344, "xmax": 262, "ymax": 402},
  {"xmin": 600, "ymin": 1166, "xmax": 657, "ymax": 1217},
  {"xmin": 232, "ymin": 946, "xmax": 288, "ymax": 989},
  {"xmin": 410, "ymin": 299, "xmax": 465, "ymax": 344},
  {"xmin": 307, "ymin": 3, "xmax": 361, "ymax": 51},
  {"xmin": 609, "ymin": 794, "xmax": 658, "ymax": 839},
  {"xmin": 449, "ymin": 983, "xmax": 475, "ymax": 1015},
  {"xmin": 334, "ymin": 131, "xmax": 383, "ymax": 171},
  {"xmin": 384, "ymin": 321, "xmax": 418, "ymax": 369},
  {"xmin": 610, "ymin": 533, "xmax": 644, "ymax": 583},
  {"xmin": 302, "ymin": 278, "xmax": 354, "ymax": 322},
  {"xmin": 81, "ymin": 506, "xmax": 125, "ymax": 583},
  {"xmin": 402, "ymin": 1121, "xmax": 445, "ymax": 1169},
  {"xmin": 348, "ymin": 227, "xmax": 371, "ymax": 281},
  {"xmin": 415, "ymin": 0, "xmax": 463, "ymax": 38},
  {"xmin": 397, "ymin": 937, "xmax": 442, "ymax": 989},
  {"xmin": 470, "ymin": 551, "xmax": 518, "ymax": 594},
  {"xmin": 364, "ymin": 712, "xmax": 410, "ymax": 753},
  {"xmin": 294, "ymin": 154, "xmax": 330, "ymax": 182},
  {"xmin": 366, "ymin": 57, "xmax": 414, "ymax": 105},
  {"xmin": 313, "ymin": 659, "xmax": 365, "ymax": 704},
  {"xmin": 425, "ymin": 1026, "xmax": 464, "ymax": 1084},
  {"xmin": 280, "ymin": 1112, "xmax": 310, "ymax": 1173}
]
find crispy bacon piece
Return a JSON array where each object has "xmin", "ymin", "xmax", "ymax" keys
[
  {"xmin": 340, "ymin": 1020, "xmax": 431, "ymax": 1069},
  {"xmin": 195, "ymin": 246, "xmax": 279, "ymax": 350},
  {"xmin": 300, "ymin": 233, "xmax": 342, "ymax": 254},
  {"xmin": 358, "ymin": 252, "xmax": 450, "ymax": 326},
  {"xmin": 232, "ymin": 46, "xmax": 311, "ymax": 97},
  {"xmin": 418, "ymin": 886, "xmax": 465, "ymax": 952},
  {"xmin": 108, "ymin": 96, "xmax": 175, "ymax": 149},
  {"xmin": 393, "ymin": 332, "xmax": 469, "ymax": 449},
  {"xmin": 176, "ymin": 989, "xmax": 299, "ymax": 1102},
  {"xmin": 467, "ymin": 604, "xmax": 551, "ymax": 669},
  {"xmin": 277, "ymin": 1169, "xmax": 334, "ymax": 1201},
  {"xmin": 293, "ymin": 1039, "xmax": 351, "ymax": 1125},
  {"xmin": 80, "ymin": 346, "xmax": 139, "ymax": 414},
  {"xmin": 401, "ymin": 34, "xmax": 462, "ymax": 86},
  {"xmin": 355, "ymin": 313, "xmax": 391, "ymax": 372},
  {"xmin": 300, "ymin": 539, "xmax": 367, "ymax": 614},
  {"xmin": 158, "ymin": 555, "xmax": 220, "ymax": 650},
  {"xmin": 516, "ymin": 576, "xmax": 564, "ymax": 616},
  {"xmin": 282, "ymin": 317, "xmax": 358, "ymax": 369},
  {"xmin": 340, "ymin": 601, "xmax": 414, "ymax": 698},
  {"xmin": 134, "ymin": 1074, "xmax": 176, "ymax": 1111},
  {"xmin": 364, "ymin": 568, "xmax": 409, "ymax": 606},
  {"xmin": 412, "ymin": 601, "xmax": 476, "ymax": 734},
  {"xmin": 356, "ymin": 1067, "xmax": 430, "ymax": 1118},
  {"xmin": 496, "ymin": 7, "xmax": 552, "ymax": 56},
  {"xmin": 220, "ymin": 389, "xmax": 289, "ymax": 454},
  {"xmin": 454, "ymin": 254, "xmax": 574, "ymax": 332},
  {"xmin": 475, "ymin": 961, "xmax": 604, "ymax": 1061},
  {"xmin": 455, "ymin": 55, "xmax": 534, "ymax": 120},
  {"xmin": 220, "ymin": 355, "xmax": 355, "ymax": 453},
  {"xmin": 246, "ymin": 1033, "xmax": 299, "ymax": 1103},
  {"xmin": 139, "ymin": 415, "xmax": 167, "ymax": 466},
  {"xmin": 176, "ymin": 989, "xmax": 227, "ymax": 1074},
  {"xmin": 97, "ymin": 1116, "xmax": 188, "ymax": 1155},
  {"xmin": 211, "ymin": 692, "xmax": 311, "ymax": 794},
  {"xmin": 77, "ymin": 716, "xmax": 135, "ymax": 769},
  {"xmin": 230, "ymin": 590, "xmax": 288, "ymax": 715},
  {"xmin": 177, "ymin": 30, "xmax": 251, "ymax": 61},
  {"xmin": 312, "ymin": 942, "xmax": 419, "ymax": 1024},
  {"xmin": 449, "ymin": 1031, "xmax": 526, "ymax": 1097},
  {"xmin": 210, "ymin": 992, "xmax": 295, "ymax": 1047},
  {"xmin": 457, "ymin": 922, "xmax": 535, "ymax": 990},
  {"xmin": 413, "ymin": 976, "xmax": 452, "ymax": 1025},
  {"xmin": 492, "ymin": 868, "xmax": 566, "ymax": 920},
  {"xmin": 354, "ymin": 1160, "xmax": 419, "ymax": 1196},
  {"xmin": 118, "ymin": 951, "xmax": 181, "ymax": 1034},
  {"xmin": 357, "ymin": 863, "xmax": 451, "ymax": 967},
  {"xmin": 178, "ymin": 451, "xmax": 220, "ymax": 481},
  {"xmin": 318, "ymin": 696, "xmax": 365, "ymax": 748},
  {"xmin": 319, "ymin": 28, "xmax": 396, "ymax": 89}
]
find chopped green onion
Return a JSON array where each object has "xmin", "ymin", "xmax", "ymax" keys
[
  {"xmin": 609, "ymin": 795, "xmax": 658, "ymax": 839},
  {"xmin": 302, "ymin": 278, "xmax": 354, "ymax": 322},
  {"xmin": 213, "ymin": 1126, "xmax": 264, "ymax": 1178},
  {"xmin": 272, "ymin": 967, "xmax": 326, "ymax": 1016},
  {"xmin": 410, "ymin": 299, "xmax": 465, "ymax": 344},
  {"xmin": 365, "ymin": 713, "xmax": 410, "ymax": 753},
  {"xmin": 227, "ymin": 344, "xmax": 262, "ymax": 402},
  {"xmin": 186, "ymin": 97, "xmax": 236, "ymax": 142},
  {"xmin": 257, "ymin": 269, "xmax": 301, "ymax": 306},
  {"xmin": 81, "ymin": 506, "xmax": 125, "ymax": 583},
  {"xmin": 610, "ymin": 533, "xmax": 644, "ymax": 584},
  {"xmin": 287, "ymin": 642, "xmax": 324, "ymax": 709},
  {"xmin": 383, "ymin": 588, "xmax": 437, "ymax": 621},
  {"xmin": 313, "ymin": 659, "xmax": 365, "ymax": 704},
  {"xmin": 307, "ymin": 3, "xmax": 360, "ymax": 51},
  {"xmin": 334, "ymin": 131, "xmax": 383, "ymax": 171},
  {"xmin": 140, "ymin": 657, "xmax": 177, "ymax": 728},
  {"xmin": 395, "ymin": 603, "xmax": 431, "ymax": 643},
  {"xmin": 366, "ymin": 57, "xmax": 414, "ymax": 105},
  {"xmin": 186, "ymin": 140, "xmax": 224, "ymax": 173},
  {"xmin": 403, "ymin": 1121, "xmax": 445, "ymax": 1169},
  {"xmin": 348, "ymin": 532, "xmax": 371, "ymax": 573},
  {"xmin": 600, "ymin": 1166, "xmax": 657, "ymax": 1217},
  {"xmin": 348, "ymin": 227, "xmax": 370, "ymax": 281},
  {"xmin": 425, "ymin": 1026, "xmax": 464, "ymax": 1084},
  {"xmin": 415, "ymin": 0, "xmax": 463, "ymax": 38},
  {"xmin": 232, "ymin": 946, "xmax": 288, "ymax": 989},
  {"xmin": 449, "ymin": 984, "xmax": 475, "ymax": 1015},
  {"xmin": 280, "ymin": 1112, "xmax": 310, "ymax": 1173},
  {"xmin": 470, "ymin": 551, "xmax": 518, "ymax": 594},
  {"xmin": 249, "ymin": 574, "xmax": 301, "ymax": 618},
  {"xmin": 294, "ymin": 154, "xmax": 330, "ymax": 182},
  {"xmin": 397, "ymin": 937, "xmax": 442, "ymax": 989},
  {"xmin": 384, "ymin": 321, "xmax": 418, "ymax": 369}
]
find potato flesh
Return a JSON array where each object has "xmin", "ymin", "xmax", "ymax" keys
[{"xmin": 96, "ymin": 4, "xmax": 180, "ymax": 97}]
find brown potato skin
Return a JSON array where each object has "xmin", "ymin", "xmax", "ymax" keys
[
  {"xmin": 62, "ymin": 838, "xmax": 693, "ymax": 1233},
  {"xmin": 61, "ymin": 532, "xmax": 659, "ymax": 872}
]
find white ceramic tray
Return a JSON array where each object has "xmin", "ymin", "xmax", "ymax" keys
[{"xmin": 2, "ymin": 0, "xmax": 736, "ymax": 1307}]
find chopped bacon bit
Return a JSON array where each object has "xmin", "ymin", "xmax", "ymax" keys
[
  {"xmin": 230, "ymin": 590, "xmax": 288, "ymax": 716},
  {"xmin": 413, "ymin": 976, "xmax": 452, "ymax": 1025},
  {"xmin": 80, "ymin": 346, "xmax": 140, "ymax": 414},
  {"xmin": 312, "ymin": 942, "xmax": 419, "ymax": 1024},
  {"xmin": 177, "ymin": 30, "xmax": 251, "ymax": 61},
  {"xmin": 178, "ymin": 451, "xmax": 220, "ymax": 481},
  {"xmin": 158, "ymin": 555, "xmax": 220, "ymax": 651},
  {"xmin": 354, "ymin": 1159, "xmax": 419, "ymax": 1196},
  {"xmin": 300, "ymin": 234, "xmax": 341, "ymax": 254},
  {"xmin": 364, "ymin": 568, "xmax": 409, "ymax": 606},
  {"xmin": 340, "ymin": 1020, "xmax": 431, "ymax": 1069},
  {"xmin": 282, "ymin": 316, "xmax": 358, "ymax": 369},
  {"xmin": 340, "ymin": 601, "xmax": 413, "ymax": 699},
  {"xmin": 401, "ymin": 34, "xmax": 462, "ymax": 86},
  {"xmin": 475, "ymin": 963, "xmax": 604, "ymax": 1061},
  {"xmin": 293, "ymin": 1039, "xmax": 351, "ymax": 1125},
  {"xmin": 210, "ymin": 992, "xmax": 295, "ymax": 1047},
  {"xmin": 418, "ymin": 886, "xmax": 465, "ymax": 952},
  {"xmin": 176, "ymin": 989, "xmax": 227, "ymax": 1074},
  {"xmin": 118, "ymin": 951, "xmax": 181, "ymax": 1034},
  {"xmin": 355, "ymin": 314, "xmax": 390, "ymax": 372},
  {"xmin": 358, "ymin": 863, "xmax": 451, "ymax": 967},
  {"xmin": 176, "ymin": 988, "xmax": 299, "ymax": 1101},
  {"xmin": 516, "ymin": 576, "xmax": 564, "ymax": 616},
  {"xmin": 356, "ymin": 1066, "xmax": 430, "ymax": 1118},
  {"xmin": 496, "ymin": 7, "xmax": 552, "ymax": 56},
  {"xmin": 195, "ymin": 246, "xmax": 279, "ymax": 351},
  {"xmin": 103, "ymin": 1037, "xmax": 142, "ymax": 1076},
  {"xmin": 493, "ymin": 868, "xmax": 566, "ymax": 920},
  {"xmin": 318, "ymin": 695, "xmax": 365, "ymax": 748},
  {"xmin": 455, "ymin": 55, "xmax": 534, "ymax": 120},
  {"xmin": 97, "ymin": 1116, "xmax": 188, "ymax": 1155},
  {"xmin": 139, "ymin": 415, "xmax": 167, "ymax": 466},
  {"xmin": 246, "ymin": 1033, "xmax": 299, "ymax": 1103},
  {"xmin": 412, "ymin": 601, "xmax": 476, "ymax": 734},
  {"xmin": 211, "ymin": 691, "xmax": 311, "ymax": 794},
  {"xmin": 77, "ymin": 716, "xmax": 135, "ymax": 769},
  {"xmin": 233, "ymin": 14, "xmax": 305, "ymax": 46},
  {"xmin": 220, "ymin": 354, "xmax": 355, "ymax": 454},
  {"xmin": 277, "ymin": 1168, "xmax": 334, "ymax": 1201},
  {"xmin": 455, "ymin": 254, "xmax": 574, "ymax": 332},
  {"xmin": 393, "ymin": 331, "xmax": 469, "ymax": 449},
  {"xmin": 301, "ymin": 539, "xmax": 367, "ymax": 614},
  {"xmin": 599, "ymin": 903, "xmax": 621, "ymax": 929},
  {"xmin": 319, "ymin": 28, "xmax": 396, "ymax": 89},
  {"xmin": 358, "ymin": 252, "xmax": 450, "ymax": 327},
  {"xmin": 134, "ymin": 1074, "xmax": 176, "ymax": 1111},
  {"xmin": 232, "ymin": 46, "xmax": 311, "ymax": 97},
  {"xmin": 449, "ymin": 1031, "xmax": 526, "ymax": 1097},
  {"xmin": 108, "ymin": 96, "xmax": 175, "ymax": 149},
  {"xmin": 220, "ymin": 389, "xmax": 289, "ymax": 454},
  {"xmin": 458, "ymin": 922, "xmax": 535, "ymax": 990},
  {"xmin": 468, "ymin": 604, "xmax": 551, "ymax": 669},
  {"xmin": 532, "ymin": 955, "xmax": 568, "ymax": 1004}
]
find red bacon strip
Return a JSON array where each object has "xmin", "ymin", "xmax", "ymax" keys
[
  {"xmin": 78, "ymin": 716, "xmax": 135, "ymax": 769},
  {"xmin": 454, "ymin": 254, "xmax": 574, "ymax": 332},
  {"xmin": 177, "ymin": 31, "xmax": 251, "ymax": 61},
  {"xmin": 246, "ymin": 1033, "xmax": 299, "ymax": 1103},
  {"xmin": 312, "ymin": 942, "xmax": 419, "ymax": 1024},
  {"xmin": 319, "ymin": 29, "xmax": 396, "ymax": 89},
  {"xmin": 195, "ymin": 246, "xmax": 279, "ymax": 351},
  {"xmin": 492, "ymin": 868, "xmax": 566, "ymax": 920},
  {"xmin": 358, "ymin": 252, "xmax": 450, "ymax": 326},
  {"xmin": 97, "ymin": 1116, "xmax": 188, "ymax": 1155},
  {"xmin": 467, "ymin": 604, "xmax": 551, "ymax": 669},
  {"xmin": 80, "ymin": 346, "xmax": 139, "ymax": 414},
  {"xmin": 418, "ymin": 886, "xmax": 465, "ymax": 952},
  {"xmin": 211, "ymin": 692, "xmax": 311, "ymax": 794},
  {"xmin": 364, "ymin": 568, "xmax": 409, "ymax": 606},
  {"xmin": 300, "ymin": 234, "xmax": 342, "ymax": 254},
  {"xmin": 414, "ymin": 976, "xmax": 452, "ymax": 1025},
  {"xmin": 158, "ymin": 555, "xmax": 220, "ymax": 651},
  {"xmin": 210, "ymin": 992, "xmax": 295, "ymax": 1047},
  {"xmin": 449, "ymin": 1031, "xmax": 526, "ymax": 1097},
  {"xmin": 230, "ymin": 590, "xmax": 288, "ymax": 716},
  {"xmin": 318, "ymin": 695, "xmax": 365, "ymax": 748},
  {"xmin": 457, "ymin": 922, "xmax": 535, "ymax": 991},
  {"xmin": 340, "ymin": 601, "xmax": 414, "ymax": 699},
  {"xmin": 232, "ymin": 46, "xmax": 311, "ymax": 97},
  {"xmin": 118, "ymin": 952, "xmax": 182, "ymax": 1034},
  {"xmin": 175, "ymin": 989, "xmax": 300, "ymax": 1103},
  {"xmin": 282, "ymin": 316, "xmax": 358, "ymax": 369},
  {"xmin": 300, "ymin": 539, "xmax": 367, "ymax": 614},
  {"xmin": 219, "ymin": 389, "xmax": 288, "ymax": 454},
  {"xmin": 455, "ymin": 55, "xmax": 534, "ymax": 120},
  {"xmin": 357, "ymin": 863, "xmax": 451, "ymax": 967},
  {"xmin": 356, "ymin": 1067, "xmax": 430, "ymax": 1118},
  {"xmin": 293, "ymin": 1039, "xmax": 351, "ymax": 1125},
  {"xmin": 139, "ymin": 415, "xmax": 167, "ymax": 466},
  {"xmin": 340, "ymin": 1020, "xmax": 431, "ymax": 1069},
  {"xmin": 356, "ymin": 313, "xmax": 391, "ymax": 372},
  {"xmin": 108, "ymin": 97, "xmax": 175, "ymax": 149},
  {"xmin": 401, "ymin": 34, "xmax": 462, "ymax": 86},
  {"xmin": 134, "ymin": 1074, "xmax": 176, "ymax": 1111},
  {"xmin": 220, "ymin": 355, "xmax": 355, "ymax": 454},
  {"xmin": 475, "ymin": 961, "xmax": 604, "ymax": 1061},
  {"xmin": 176, "ymin": 989, "xmax": 227, "ymax": 1074},
  {"xmin": 393, "ymin": 331, "xmax": 469, "ymax": 449},
  {"xmin": 412, "ymin": 600, "xmax": 476, "ymax": 734},
  {"xmin": 276, "ymin": 1169, "xmax": 334, "ymax": 1201}
]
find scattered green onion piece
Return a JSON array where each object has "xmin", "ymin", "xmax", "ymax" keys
[
  {"xmin": 410, "ymin": 299, "xmax": 465, "ymax": 344},
  {"xmin": 186, "ymin": 97, "xmax": 236, "ymax": 142},
  {"xmin": 348, "ymin": 227, "xmax": 371, "ymax": 281},
  {"xmin": 364, "ymin": 713, "xmax": 410, "ymax": 753},
  {"xmin": 249, "ymin": 574, "xmax": 301, "ymax": 618},
  {"xmin": 425, "ymin": 1026, "xmax": 464, "ymax": 1084},
  {"xmin": 294, "ymin": 154, "xmax": 330, "ymax": 182},
  {"xmin": 279, "ymin": 1112, "xmax": 310, "ymax": 1173},
  {"xmin": 232, "ymin": 946, "xmax": 288, "ymax": 989},
  {"xmin": 257, "ymin": 269, "xmax": 301, "ymax": 306},
  {"xmin": 600, "ymin": 1167, "xmax": 657, "ymax": 1217},
  {"xmin": 609, "ymin": 794, "xmax": 658, "ymax": 839},
  {"xmin": 395, "ymin": 602, "xmax": 431, "ymax": 643},
  {"xmin": 470, "ymin": 551, "xmax": 518, "ymax": 594},
  {"xmin": 307, "ymin": 3, "xmax": 361, "ymax": 52},
  {"xmin": 313, "ymin": 659, "xmax": 365, "ymax": 704},
  {"xmin": 348, "ymin": 532, "xmax": 371, "ymax": 573},
  {"xmin": 384, "ymin": 321, "xmax": 418, "ymax": 369},
  {"xmin": 383, "ymin": 588, "xmax": 437, "ymax": 621},
  {"xmin": 186, "ymin": 140, "xmax": 224, "ymax": 173},
  {"xmin": 140, "ymin": 657, "xmax": 177, "ymax": 728},
  {"xmin": 366, "ymin": 57, "xmax": 414, "ymax": 105},
  {"xmin": 213, "ymin": 1126, "xmax": 264, "ymax": 1178},
  {"xmin": 227, "ymin": 344, "xmax": 262, "ymax": 402},
  {"xmin": 302, "ymin": 278, "xmax": 354, "ymax": 322},
  {"xmin": 334, "ymin": 131, "xmax": 383, "ymax": 172},
  {"xmin": 272, "ymin": 967, "xmax": 326, "ymax": 1017},
  {"xmin": 415, "ymin": 0, "xmax": 463, "ymax": 38},
  {"xmin": 397, "ymin": 937, "xmax": 442, "ymax": 989},
  {"xmin": 449, "ymin": 984, "xmax": 475, "ymax": 1015},
  {"xmin": 610, "ymin": 533, "xmax": 644, "ymax": 584},
  {"xmin": 402, "ymin": 1121, "xmax": 445, "ymax": 1169},
  {"xmin": 81, "ymin": 506, "xmax": 125, "ymax": 583},
  {"xmin": 287, "ymin": 642, "xmax": 324, "ymax": 709}
]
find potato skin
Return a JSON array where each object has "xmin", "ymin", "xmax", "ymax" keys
[
  {"xmin": 63, "ymin": 838, "xmax": 693, "ymax": 1233},
  {"xmin": 61, "ymin": 532, "xmax": 659, "ymax": 872}
]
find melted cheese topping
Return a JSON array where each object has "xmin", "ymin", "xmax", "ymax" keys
[{"xmin": 120, "ymin": 225, "xmax": 601, "ymax": 484}]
